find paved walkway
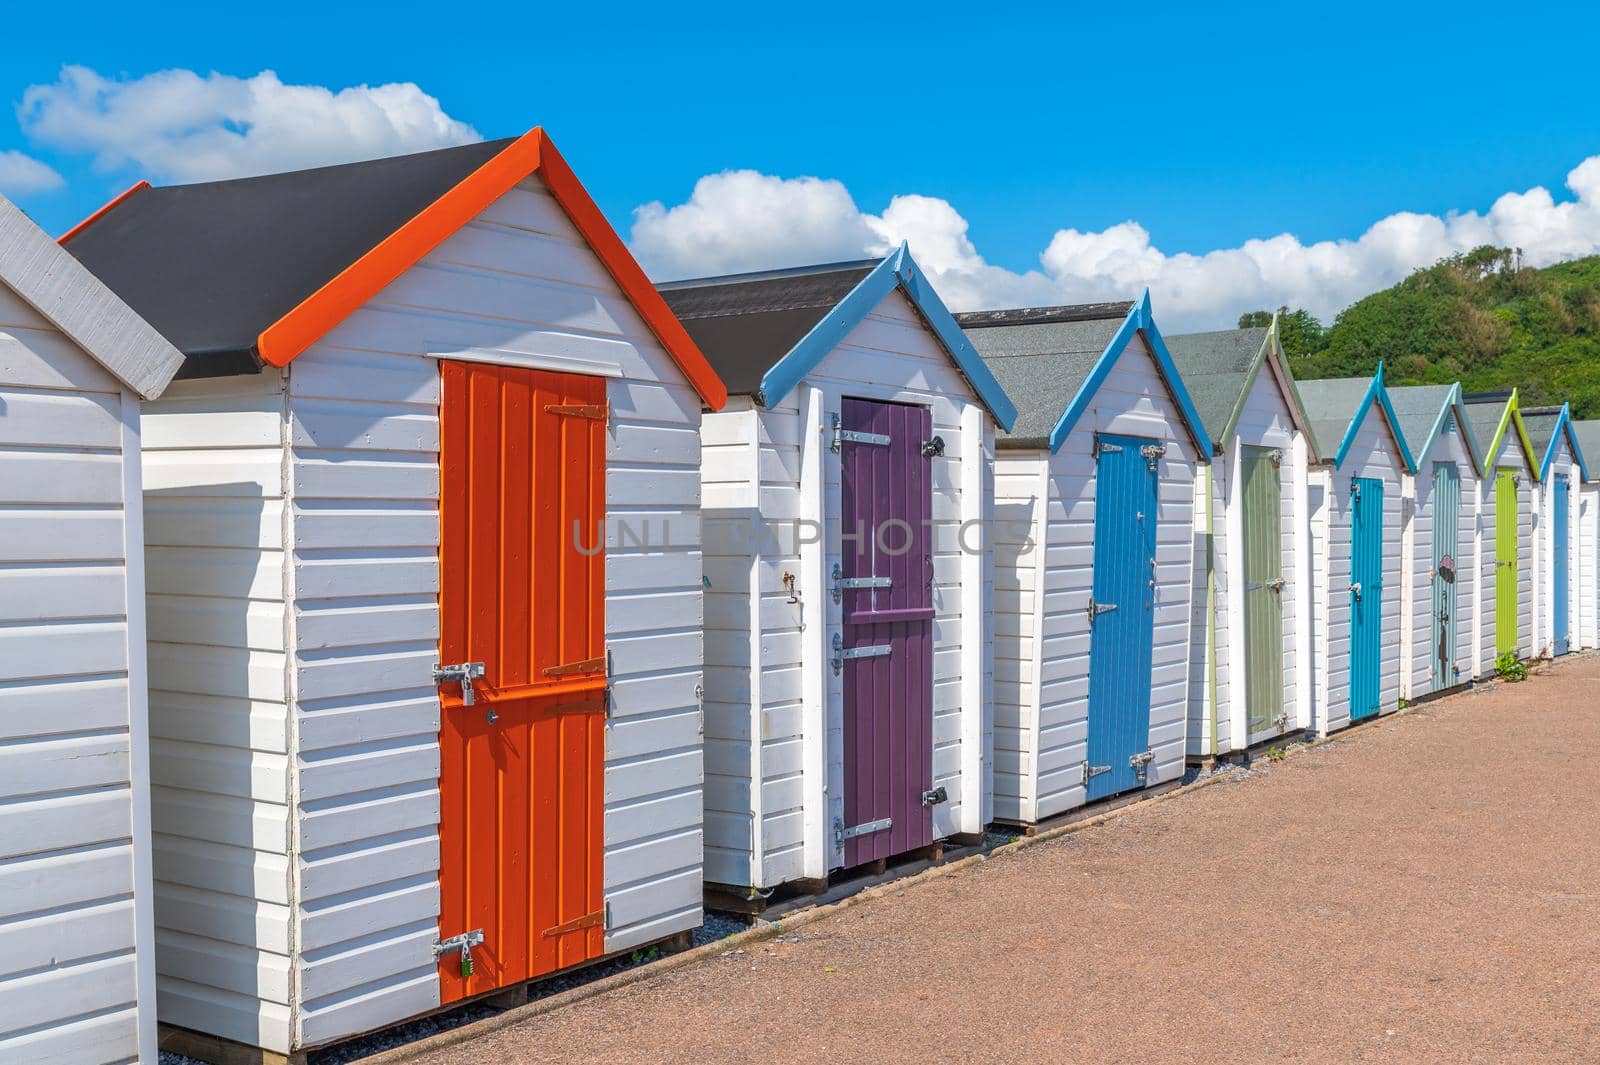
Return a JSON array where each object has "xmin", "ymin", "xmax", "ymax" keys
[{"xmin": 414, "ymin": 655, "xmax": 1600, "ymax": 1064}]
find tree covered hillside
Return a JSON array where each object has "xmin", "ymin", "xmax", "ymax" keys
[{"xmin": 1241, "ymin": 247, "xmax": 1600, "ymax": 418}]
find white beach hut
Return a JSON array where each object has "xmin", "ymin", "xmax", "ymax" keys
[
  {"xmin": 1389, "ymin": 384, "xmax": 1484, "ymax": 697},
  {"xmin": 658, "ymin": 250, "xmax": 1015, "ymax": 895},
  {"xmin": 0, "ymin": 194, "xmax": 184, "ymax": 1062},
  {"xmin": 965, "ymin": 295, "xmax": 1213, "ymax": 825},
  {"xmin": 1524, "ymin": 404, "xmax": 1588, "ymax": 657},
  {"xmin": 1298, "ymin": 367, "xmax": 1414, "ymax": 733},
  {"xmin": 63, "ymin": 131, "xmax": 730, "ymax": 1059},
  {"xmin": 1463, "ymin": 390, "xmax": 1541, "ymax": 666},
  {"xmin": 1572, "ymin": 420, "xmax": 1600, "ymax": 652},
  {"xmin": 1166, "ymin": 321, "xmax": 1318, "ymax": 762}
]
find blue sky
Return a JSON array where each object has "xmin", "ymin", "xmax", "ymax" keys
[{"xmin": 6, "ymin": 1, "xmax": 1600, "ymax": 328}]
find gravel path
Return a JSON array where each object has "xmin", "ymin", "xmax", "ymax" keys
[{"xmin": 409, "ymin": 655, "xmax": 1600, "ymax": 1064}]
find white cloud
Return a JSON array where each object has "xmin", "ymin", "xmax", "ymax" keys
[
  {"xmin": 631, "ymin": 154, "xmax": 1600, "ymax": 331},
  {"xmin": 0, "ymin": 150, "xmax": 64, "ymax": 197},
  {"xmin": 17, "ymin": 66, "xmax": 480, "ymax": 185}
]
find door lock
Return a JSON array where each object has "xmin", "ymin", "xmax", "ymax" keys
[{"xmin": 433, "ymin": 662, "xmax": 486, "ymax": 706}]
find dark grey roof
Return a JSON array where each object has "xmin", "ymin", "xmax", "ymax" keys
[
  {"xmin": 63, "ymin": 138, "xmax": 516, "ymax": 378},
  {"xmin": 1521, "ymin": 406, "xmax": 1562, "ymax": 461},
  {"xmin": 1295, "ymin": 376, "xmax": 1375, "ymax": 459},
  {"xmin": 1387, "ymin": 384, "xmax": 1462, "ymax": 463},
  {"xmin": 956, "ymin": 307, "xmax": 1131, "ymax": 449},
  {"xmin": 656, "ymin": 260, "xmax": 878, "ymax": 397},
  {"xmin": 1572, "ymin": 421, "xmax": 1600, "ymax": 480},
  {"xmin": 1462, "ymin": 392, "xmax": 1512, "ymax": 460},
  {"xmin": 1163, "ymin": 327, "xmax": 1269, "ymax": 444}
]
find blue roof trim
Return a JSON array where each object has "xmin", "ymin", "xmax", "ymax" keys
[
  {"xmin": 1417, "ymin": 382, "xmax": 1485, "ymax": 477},
  {"xmin": 1333, "ymin": 362, "xmax": 1417, "ymax": 473},
  {"xmin": 1045, "ymin": 290, "xmax": 1215, "ymax": 457},
  {"xmin": 754, "ymin": 244, "xmax": 1017, "ymax": 430},
  {"xmin": 1539, "ymin": 402, "xmax": 1590, "ymax": 482}
]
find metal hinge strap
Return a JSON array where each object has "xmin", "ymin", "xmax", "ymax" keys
[
  {"xmin": 1092, "ymin": 434, "xmax": 1123, "ymax": 457},
  {"xmin": 545, "ymin": 403, "xmax": 607, "ymax": 420},
  {"xmin": 544, "ymin": 654, "xmax": 606, "ymax": 678},
  {"xmin": 830, "ymin": 413, "xmax": 891, "ymax": 452},
  {"xmin": 835, "ymin": 816, "xmax": 893, "ymax": 845},
  {"xmin": 542, "ymin": 908, "xmax": 605, "ymax": 938}
]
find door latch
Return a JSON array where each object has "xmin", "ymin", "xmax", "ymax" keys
[
  {"xmin": 433, "ymin": 662, "xmax": 486, "ymax": 706},
  {"xmin": 921, "ymin": 435, "xmax": 945, "ymax": 458},
  {"xmin": 435, "ymin": 928, "xmax": 485, "ymax": 978},
  {"xmin": 1130, "ymin": 749, "xmax": 1154, "ymax": 781},
  {"xmin": 1266, "ymin": 577, "xmax": 1287, "ymax": 592},
  {"xmin": 921, "ymin": 786, "xmax": 948, "ymax": 807},
  {"xmin": 1349, "ymin": 582, "xmax": 1362, "ymax": 600},
  {"xmin": 1139, "ymin": 443, "xmax": 1166, "ymax": 471}
]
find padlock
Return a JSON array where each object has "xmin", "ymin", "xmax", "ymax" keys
[{"xmin": 460, "ymin": 944, "xmax": 474, "ymax": 978}]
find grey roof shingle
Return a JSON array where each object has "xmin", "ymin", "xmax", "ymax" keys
[
  {"xmin": 956, "ymin": 308, "xmax": 1131, "ymax": 449},
  {"xmin": 1462, "ymin": 391, "xmax": 1514, "ymax": 462},
  {"xmin": 1571, "ymin": 420, "xmax": 1600, "ymax": 480},
  {"xmin": 1520, "ymin": 405, "xmax": 1563, "ymax": 465},
  {"xmin": 1163, "ymin": 327, "xmax": 1268, "ymax": 444},
  {"xmin": 1294, "ymin": 376, "xmax": 1375, "ymax": 460}
]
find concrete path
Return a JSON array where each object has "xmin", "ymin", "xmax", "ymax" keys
[{"xmin": 413, "ymin": 655, "xmax": 1600, "ymax": 1064}]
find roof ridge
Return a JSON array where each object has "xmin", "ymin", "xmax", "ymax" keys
[
  {"xmin": 954, "ymin": 301, "xmax": 1135, "ymax": 328},
  {"xmin": 656, "ymin": 258, "xmax": 884, "ymax": 290}
]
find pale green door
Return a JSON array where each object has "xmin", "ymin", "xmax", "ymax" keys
[
  {"xmin": 1242, "ymin": 447, "xmax": 1284, "ymax": 735},
  {"xmin": 1495, "ymin": 469, "xmax": 1519, "ymax": 656}
]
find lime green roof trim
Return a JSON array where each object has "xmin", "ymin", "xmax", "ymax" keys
[{"xmin": 1485, "ymin": 388, "xmax": 1542, "ymax": 480}]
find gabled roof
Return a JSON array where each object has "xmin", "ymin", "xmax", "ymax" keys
[
  {"xmin": 958, "ymin": 291, "xmax": 1214, "ymax": 456},
  {"xmin": 1571, "ymin": 420, "xmax": 1600, "ymax": 483},
  {"xmin": 1295, "ymin": 364, "xmax": 1416, "ymax": 472},
  {"xmin": 0, "ymin": 193, "xmax": 184, "ymax": 399},
  {"xmin": 1523, "ymin": 403, "xmax": 1590, "ymax": 482},
  {"xmin": 1386, "ymin": 382, "xmax": 1484, "ymax": 477},
  {"xmin": 1462, "ymin": 389, "xmax": 1541, "ymax": 478},
  {"xmin": 658, "ymin": 246, "xmax": 1015, "ymax": 428},
  {"xmin": 1165, "ymin": 316, "xmax": 1320, "ymax": 460},
  {"xmin": 60, "ymin": 129, "xmax": 728, "ymax": 408}
]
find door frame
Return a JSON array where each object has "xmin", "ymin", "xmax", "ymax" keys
[
  {"xmin": 1431, "ymin": 461, "xmax": 1461, "ymax": 692},
  {"xmin": 1238, "ymin": 444, "xmax": 1287, "ymax": 745}
]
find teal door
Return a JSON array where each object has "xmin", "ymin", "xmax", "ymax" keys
[
  {"xmin": 1554, "ymin": 476, "xmax": 1570, "ymax": 655},
  {"xmin": 1431, "ymin": 463, "xmax": 1460, "ymax": 692},
  {"xmin": 1084, "ymin": 433, "xmax": 1160, "ymax": 802},
  {"xmin": 1350, "ymin": 477, "xmax": 1384, "ymax": 722}
]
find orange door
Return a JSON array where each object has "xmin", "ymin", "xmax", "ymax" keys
[{"xmin": 437, "ymin": 360, "xmax": 607, "ymax": 1003}]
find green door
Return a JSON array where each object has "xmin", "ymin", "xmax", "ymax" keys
[
  {"xmin": 1241, "ymin": 447, "xmax": 1284, "ymax": 736},
  {"xmin": 1495, "ymin": 469, "xmax": 1519, "ymax": 657}
]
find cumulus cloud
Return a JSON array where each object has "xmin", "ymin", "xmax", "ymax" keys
[
  {"xmin": 0, "ymin": 150, "xmax": 64, "ymax": 197},
  {"xmin": 631, "ymin": 155, "xmax": 1600, "ymax": 331},
  {"xmin": 17, "ymin": 66, "xmax": 480, "ymax": 184}
]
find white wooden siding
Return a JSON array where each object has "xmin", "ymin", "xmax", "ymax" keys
[
  {"xmin": 1402, "ymin": 419, "xmax": 1477, "ymax": 696},
  {"xmin": 1186, "ymin": 460, "xmax": 1226, "ymax": 758},
  {"xmin": 1581, "ymin": 483, "xmax": 1598, "ymax": 650},
  {"xmin": 139, "ymin": 370, "xmax": 296, "ymax": 1054},
  {"xmin": 1541, "ymin": 437, "xmax": 1580, "ymax": 655},
  {"xmin": 1027, "ymin": 335, "xmax": 1199, "ymax": 821},
  {"xmin": 696, "ymin": 289, "xmax": 995, "ymax": 886},
  {"xmin": 1317, "ymin": 405, "xmax": 1405, "ymax": 734},
  {"xmin": 993, "ymin": 451, "xmax": 1046, "ymax": 820},
  {"xmin": 0, "ymin": 289, "xmax": 155, "ymax": 1064}
]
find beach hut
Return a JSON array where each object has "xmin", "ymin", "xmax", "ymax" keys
[
  {"xmin": 962, "ymin": 294, "xmax": 1212, "ymax": 825},
  {"xmin": 1298, "ymin": 367, "xmax": 1414, "ymax": 732},
  {"xmin": 1389, "ymin": 384, "xmax": 1484, "ymax": 696},
  {"xmin": 1524, "ymin": 404, "xmax": 1588, "ymax": 657},
  {"xmin": 0, "ymin": 195, "xmax": 184, "ymax": 1062},
  {"xmin": 1573, "ymin": 420, "xmax": 1600, "ymax": 651},
  {"xmin": 1463, "ymin": 390, "xmax": 1540, "ymax": 665},
  {"xmin": 1165, "ymin": 320, "xmax": 1318, "ymax": 761},
  {"xmin": 63, "ymin": 131, "xmax": 729, "ymax": 1059},
  {"xmin": 657, "ymin": 250, "xmax": 1015, "ymax": 894}
]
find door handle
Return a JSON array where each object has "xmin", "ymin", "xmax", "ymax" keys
[
  {"xmin": 434, "ymin": 662, "xmax": 486, "ymax": 706},
  {"xmin": 1349, "ymin": 582, "xmax": 1362, "ymax": 600}
]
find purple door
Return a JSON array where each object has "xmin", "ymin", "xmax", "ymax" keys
[{"xmin": 838, "ymin": 397, "xmax": 936, "ymax": 867}]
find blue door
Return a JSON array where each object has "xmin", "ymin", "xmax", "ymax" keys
[
  {"xmin": 1350, "ymin": 477, "xmax": 1384, "ymax": 722},
  {"xmin": 1084, "ymin": 433, "xmax": 1160, "ymax": 802},
  {"xmin": 1554, "ymin": 476, "xmax": 1570, "ymax": 655}
]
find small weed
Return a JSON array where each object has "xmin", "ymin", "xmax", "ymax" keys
[
  {"xmin": 629, "ymin": 946, "xmax": 661, "ymax": 965},
  {"xmin": 1496, "ymin": 651, "xmax": 1529, "ymax": 682},
  {"xmin": 1265, "ymin": 745, "xmax": 1286, "ymax": 763},
  {"xmin": 1398, "ymin": 698, "xmax": 1408, "ymax": 710}
]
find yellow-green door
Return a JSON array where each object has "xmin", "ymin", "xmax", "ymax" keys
[{"xmin": 1495, "ymin": 469, "xmax": 1519, "ymax": 657}]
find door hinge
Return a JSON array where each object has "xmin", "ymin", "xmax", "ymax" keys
[
  {"xmin": 1140, "ymin": 443, "xmax": 1166, "ymax": 471},
  {"xmin": 832, "ymin": 561, "xmax": 891, "ymax": 603},
  {"xmin": 1086, "ymin": 597, "xmax": 1118, "ymax": 623},
  {"xmin": 542, "ymin": 908, "xmax": 606, "ymax": 938},
  {"xmin": 1082, "ymin": 762, "xmax": 1112, "ymax": 784},
  {"xmin": 830, "ymin": 413, "xmax": 891, "ymax": 453},
  {"xmin": 435, "ymin": 928, "xmax": 485, "ymax": 977},
  {"xmin": 921, "ymin": 435, "xmax": 945, "ymax": 458},
  {"xmin": 545, "ymin": 403, "xmax": 608, "ymax": 421},
  {"xmin": 1092, "ymin": 434, "xmax": 1123, "ymax": 458},
  {"xmin": 433, "ymin": 661, "xmax": 485, "ymax": 706},
  {"xmin": 921, "ymin": 786, "xmax": 948, "ymax": 808},
  {"xmin": 544, "ymin": 654, "xmax": 606, "ymax": 678},
  {"xmin": 834, "ymin": 816, "xmax": 893, "ymax": 847},
  {"xmin": 831, "ymin": 632, "xmax": 891, "ymax": 674}
]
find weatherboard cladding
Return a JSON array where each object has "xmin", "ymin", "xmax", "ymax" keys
[
  {"xmin": 1464, "ymin": 392, "xmax": 1536, "ymax": 658},
  {"xmin": 1575, "ymin": 420, "xmax": 1600, "ymax": 650},
  {"xmin": 63, "ymin": 139, "xmax": 515, "ymax": 376},
  {"xmin": 134, "ymin": 174, "xmax": 707, "ymax": 1053}
]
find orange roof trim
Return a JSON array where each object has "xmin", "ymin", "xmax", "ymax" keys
[
  {"xmin": 254, "ymin": 128, "xmax": 728, "ymax": 409},
  {"xmin": 59, "ymin": 181, "xmax": 151, "ymax": 244}
]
